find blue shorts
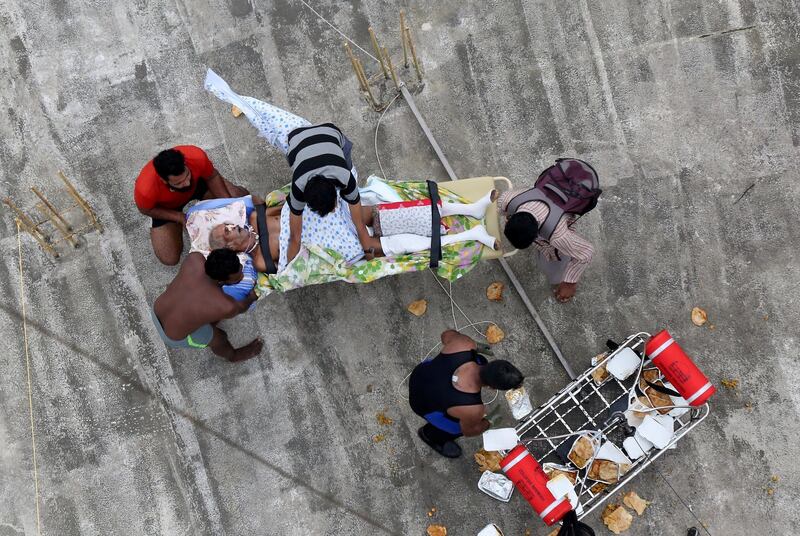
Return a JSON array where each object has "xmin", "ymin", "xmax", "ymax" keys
[{"xmin": 423, "ymin": 411, "xmax": 462, "ymax": 435}]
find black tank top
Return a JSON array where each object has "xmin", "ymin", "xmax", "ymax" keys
[{"xmin": 408, "ymin": 350, "xmax": 485, "ymax": 417}]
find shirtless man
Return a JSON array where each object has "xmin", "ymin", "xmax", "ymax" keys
[
  {"xmin": 151, "ymin": 252, "xmax": 262, "ymax": 361},
  {"xmin": 207, "ymin": 195, "xmax": 280, "ymax": 273}
]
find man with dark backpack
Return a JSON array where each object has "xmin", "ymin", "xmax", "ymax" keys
[{"xmin": 499, "ymin": 158, "xmax": 601, "ymax": 303}]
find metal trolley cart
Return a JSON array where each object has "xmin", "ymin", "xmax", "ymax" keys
[{"xmin": 514, "ymin": 332, "xmax": 710, "ymax": 519}]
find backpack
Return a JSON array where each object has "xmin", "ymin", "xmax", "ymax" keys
[{"xmin": 506, "ymin": 158, "xmax": 601, "ymax": 241}]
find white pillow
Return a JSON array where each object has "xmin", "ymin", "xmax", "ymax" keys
[{"xmin": 186, "ymin": 200, "xmax": 247, "ymax": 253}]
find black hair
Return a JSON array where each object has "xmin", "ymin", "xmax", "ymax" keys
[
  {"xmin": 205, "ymin": 248, "xmax": 242, "ymax": 282},
  {"xmin": 504, "ymin": 212, "xmax": 539, "ymax": 249},
  {"xmin": 153, "ymin": 148, "xmax": 186, "ymax": 180},
  {"xmin": 479, "ymin": 360, "xmax": 524, "ymax": 390},
  {"xmin": 304, "ymin": 176, "xmax": 337, "ymax": 216}
]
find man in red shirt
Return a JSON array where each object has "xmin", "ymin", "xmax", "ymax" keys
[{"xmin": 134, "ymin": 145, "xmax": 248, "ymax": 265}]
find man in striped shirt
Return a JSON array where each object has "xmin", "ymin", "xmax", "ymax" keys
[
  {"xmin": 499, "ymin": 189, "xmax": 595, "ymax": 303},
  {"xmin": 204, "ymin": 70, "xmax": 371, "ymax": 265},
  {"xmin": 285, "ymin": 123, "xmax": 370, "ymax": 263}
]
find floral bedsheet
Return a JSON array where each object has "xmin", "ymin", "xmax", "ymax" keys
[{"xmin": 255, "ymin": 181, "xmax": 486, "ymax": 296}]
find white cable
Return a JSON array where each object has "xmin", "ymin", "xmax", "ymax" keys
[
  {"xmin": 396, "ymin": 320, "xmax": 499, "ymax": 401},
  {"xmin": 428, "ymin": 269, "xmax": 486, "ymax": 337},
  {"xmin": 297, "ymin": 0, "xmax": 378, "ymax": 61},
  {"xmin": 448, "ymin": 280, "xmax": 458, "ymax": 330},
  {"xmin": 374, "ymin": 92, "xmax": 401, "ymax": 181}
]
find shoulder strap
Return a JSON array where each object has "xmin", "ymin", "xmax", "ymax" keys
[
  {"xmin": 427, "ymin": 180, "xmax": 442, "ymax": 268},
  {"xmin": 505, "ymin": 187, "xmax": 564, "ymax": 241},
  {"xmin": 255, "ymin": 204, "xmax": 278, "ymax": 275}
]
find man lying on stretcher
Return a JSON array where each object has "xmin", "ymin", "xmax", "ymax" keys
[{"xmin": 206, "ymin": 190, "xmax": 500, "ymax": 273}]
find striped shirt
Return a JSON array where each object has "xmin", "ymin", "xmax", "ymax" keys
[
  {"xmin": 499, "ymin": 188, "xmax": 594, "ymax": 284},
  {"xmin": 286, "ymin": 123, "xmax": 359, "ymax": 215}
]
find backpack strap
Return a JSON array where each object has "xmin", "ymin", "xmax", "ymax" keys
[
  {"xmin": 255, "ymin": 204, "xmax": 278, "ymax": 274},
  {"xmin": 427, "ymin": 180, "xmax": 442, "ymax": 269},
  {"xmin": 505, "ymin": 187, "xmax": 565, "ymax": 241}
]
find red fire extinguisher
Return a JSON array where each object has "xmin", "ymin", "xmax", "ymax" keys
[
  {"xmin": 645, "ymin": 330, "xmax": 715, "ymax": 406},
  {"xmin": 500, "ymin": 444, "xmax": 572, "ymax": 525}
]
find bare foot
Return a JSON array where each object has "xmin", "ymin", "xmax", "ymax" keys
[{"xmin": 232, "ymin": 338, "xmax": 264, "ymax": 362}]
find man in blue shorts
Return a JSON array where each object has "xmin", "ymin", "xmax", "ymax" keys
[
  {"xmin": 408, "ymin": 330, "xmax": 524, "ymax": 458},
  {"xmin": 151, "ymin": 252, "xmax": 261, "ymax": 361}
]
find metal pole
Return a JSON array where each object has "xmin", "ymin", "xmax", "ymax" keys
[
  {"xmin": 400, "ymin": 11, "xmax": 409, "ymax": 68},
  {"xmin": 397, "ymin": 84, "xmax": 575, "ymax": 378},
  {"xmin": 368, "ymin": 28, "xmax": 389, "ymax": 79},
  {"xmin": 382, "ymin": 47, "xmax": 400, "ymax": 91},
  {"xmin": 3, "ymin": 198, "xmax": 60, "ymax": 257},
  {"xmin": 31, "ymin": 188, "xmax": 79, "ymax": 248},
  {"xmin": 58, "ymin": 171, "xmax": 103, "ymax": 233}
]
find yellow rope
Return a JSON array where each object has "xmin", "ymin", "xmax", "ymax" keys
[{"xmin": 16, "ymin": 220, "xmax": 42, "ymax": 535}]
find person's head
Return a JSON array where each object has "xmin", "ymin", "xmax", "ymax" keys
[
  {"xmin": 479, "ymin": 359, "xmax": 524, "ymax": 390},
  {"xmin": 304, "ymin": 176, "xmax": 337, "ymax": 216},
  {"xmin": 204, "ymin": 248, "xmax": 244, "ymax": 285},
  {"xmin": 503, "ymin": 212, "xmax": 539, "ymax": 249},
  {"xmin": 153, "ymin": 149, "xmax": 192, "ymax": 191},
  {"xmin": 209, "ymin": 223, "xmax": 251, "ymax": 251}
]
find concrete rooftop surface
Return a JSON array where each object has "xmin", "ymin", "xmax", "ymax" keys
[{"xmin": 1, "ymin": 0, "xmax": 799, "ymax": 534}]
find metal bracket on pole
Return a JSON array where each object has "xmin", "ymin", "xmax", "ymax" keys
[{"xmin": 397, "ymin": 84, "xmax": 576, "ymax": 379}]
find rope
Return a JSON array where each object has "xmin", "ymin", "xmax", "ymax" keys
[
  {"xmin": 297, "ymin": 0, "xmax": 378, "ymax": 61},
  {"xmin": 374, "ymin": 92, "xmax": 401, "ymax": 182},
  {"xmin": 16, "ymin": 221, "xmax": 42, "ymax": 535}
]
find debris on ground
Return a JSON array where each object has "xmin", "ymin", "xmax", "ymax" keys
[
  {"xmin": 545, "ymin": 528, "xmax": 558, "ymax": 536},
  {"xmin": 485, "ymin": 324, "xmax": 505, "ymax": 344},
  {"xmin": 474, "ymin": 448, "xmax": 503, "ymax": 472},
  {"xmin": 622, "ymin": 491, "xmax": 650, "ymax": 515},
  {"xmin": 376, "ymin": 411, "xmax": 393, "ymax": 426},
  {"xmin": 602, "ymin": 503, "xmax": 633, "ymax": 534},
  {"xmin": 771, "ymin": 475, "xmax": 780, "ymax": 482},
  {"xmin": 426, "ymin": 523, "xmax": 446, "ymax": 536},
  {"xmin": 590, "ymin": 482, "xmax": 608, "ymax": 494},
  {"xmin": 407, "ymin": 299, "xmax": 428, "ymax": 316},
  {"xmin": 721, "ymin": 378, "xmax": 739, "ymax": 389},
  {"xmin": 764, "ymin": 486, "xmax": 775, "ymax": 496},
  {"xmin": 592, "ymin": 362, "xmax": 610, "ymax": 385},
  {"xmin": 231, "ymin": 105, "xmax": 243, "ymax": 117},
  {"xmin": 426, "ymin": 507, "xmax": 437, "ymax": 517},
  {"xmin": 366, "ymin": 384, "xmax": 373, "ymax": 393},
  {"xmin": 691, "ymin": 307, "xmax": 708, "ymax": 326},
  {"xmin": 486, "ymin": 281, "xmax": 504, "ymax": 301},
  {"xmin": 373, "ymin": 434, "xmax": 385, "ymax": 443}
]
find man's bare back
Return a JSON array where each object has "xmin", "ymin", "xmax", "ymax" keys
[{"xmin": 154, "ymin": 252, "xmax": 239, "ymax": 340}]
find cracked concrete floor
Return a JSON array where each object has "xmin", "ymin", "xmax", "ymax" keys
[{"xmin": 1, "ymin": 1, "xmax": 799, "ymax": 535}]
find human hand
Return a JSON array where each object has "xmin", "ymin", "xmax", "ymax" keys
[
  {"xmin": 485, "ymin": 406, "xmax": 503, "ymax": 427},
  {"xmin": 555, "ymin": 282, "xmax": 577, "ymax": 303}
]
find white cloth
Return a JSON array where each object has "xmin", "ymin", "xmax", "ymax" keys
[
  {"xmin": 379, "ymin": 225, "xmax": 496, "ymax": 256},
  {"xmin": 277, "ymin": 200, "xmax": 363, "ymax": 271},
  {"xmin": 358, "ymin": 176, "xmax": 403, "ymax": 205},
  {"xmin": 204, "ymin": 68, "xmax": 311, "ymax": 155}
]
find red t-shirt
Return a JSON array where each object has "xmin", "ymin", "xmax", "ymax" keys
[{"xmin": 134, "ymin": 145, "xmax": 215, "ymax": 211}]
